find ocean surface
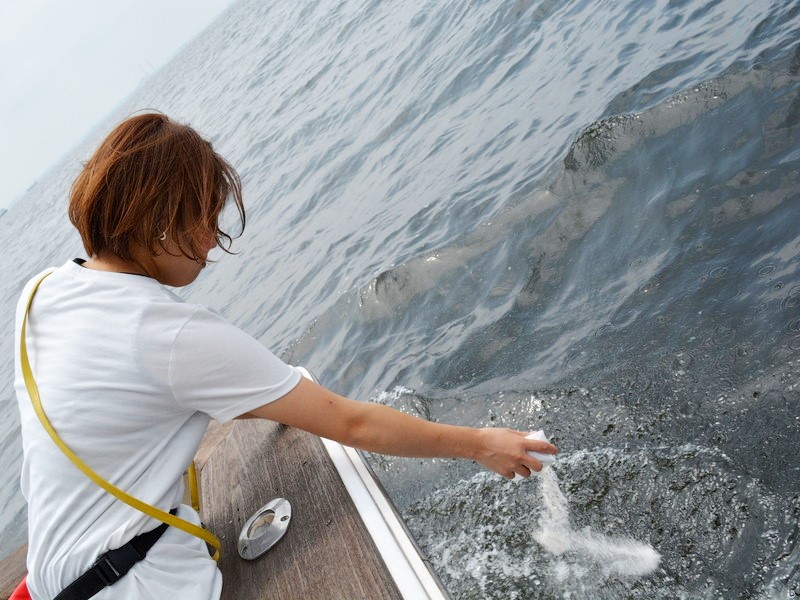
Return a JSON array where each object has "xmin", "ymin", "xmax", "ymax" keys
[{"xmin": 2, "ymin": 0, "xmax": 799, "ymax": 597}]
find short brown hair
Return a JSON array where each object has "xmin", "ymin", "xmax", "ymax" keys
[{"xmin": 69, "ymin": 112, "xmax": 244, "ymax": 262}]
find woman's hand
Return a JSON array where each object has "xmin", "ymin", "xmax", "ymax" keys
[{"xmin": 473, "ymin": 428, "xmax": 558, "ymax": 479}]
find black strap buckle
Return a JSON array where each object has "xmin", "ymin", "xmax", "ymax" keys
[
  {"xmin": 90, "ymin": 554, "xmax": 122, "ymax": 586},
  {"xmin": 55, "ymin": 509, "xmax": 176, "ymax": 600}
]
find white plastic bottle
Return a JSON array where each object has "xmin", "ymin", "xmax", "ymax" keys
[{"xmin": 525, "ymin": 430, "xmax": 555, "ymax": 468}]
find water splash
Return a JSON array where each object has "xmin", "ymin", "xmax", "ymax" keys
[
  {"xmin": 373, "ymin": 385, "xmax": 416, "ymax": 404},
  {"xmin": 534, "ymin": 468, "xmax": 661, "ymax": 585}
]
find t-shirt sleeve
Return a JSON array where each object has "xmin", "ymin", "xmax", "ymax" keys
[{"xmin": 168, "ymin": 307, "xmax": 301, "ymax": 422}]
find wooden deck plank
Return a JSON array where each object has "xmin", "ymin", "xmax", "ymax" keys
[
  {"xmin": 0, "ymin": 544, "xmax": 26, "ymax": 599},
  {"xmin": 194, "ymin": 420, "xmax": 236, "ymax": 470},
  {"xmin": 201, "ymin": 420, "xmax": 403, "ymax": 600}
]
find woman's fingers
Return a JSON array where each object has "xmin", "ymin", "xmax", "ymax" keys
[
  {"xmin": 523, "ymin": 436, "xmax": 558, "ymax": 455},
  {"xmin": 516, "ymin": 462, "xmax": 535, "ymax": 477},
  {"xmin": 522, "ymin": 455, "xmax": 543, "ymax": 474},
  {"xmin": 474, "ymin": 427, "xmax": 558, "ymax": 477}
]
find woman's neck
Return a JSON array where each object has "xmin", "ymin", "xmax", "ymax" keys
[{"xmin": 83, "ymin": 254, "xmax": 150, "ymax": 277}]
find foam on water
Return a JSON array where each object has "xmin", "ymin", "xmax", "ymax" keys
[
  {"xmin": 373, "ymin": 385, "xmax": 416, "ymax": 405},
  {"xmin": 534, "ymin": 468, "xmax": 661, "ymax": 584}
]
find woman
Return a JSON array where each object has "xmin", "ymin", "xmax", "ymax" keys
[{"xmin": 14, "ymin": 112, "xmax": 556, "ymax": 600}]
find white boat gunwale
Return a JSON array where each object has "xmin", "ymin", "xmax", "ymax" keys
[{"xmin": 320, "ymin": 438, "xmax": 452, "ymax": 600}]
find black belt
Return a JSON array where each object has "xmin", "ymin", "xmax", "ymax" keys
[{"xmin": 54, "ymin": 508, "xmax": 178, "ymax": 600}]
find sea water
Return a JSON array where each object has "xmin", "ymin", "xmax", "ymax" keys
[{"xmin": 1, "ymin": 0, "xmax": 799, "ymax": 598}]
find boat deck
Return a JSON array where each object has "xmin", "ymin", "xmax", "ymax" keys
[
  {"xmin": 0, "ymin": 419, "xmax": 409, "ymax": 599},
  {"xmin": 201, "ymin": 419, "xmax": 403, "ymax": 600},
  {"xmin": 0, "ymin": 545, "xmax": 25, "ymax": 599}
]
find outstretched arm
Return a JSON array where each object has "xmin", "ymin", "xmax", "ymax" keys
[{"xmin": 243, "ymin": 377, "xmax": 557, "ymax": 479}]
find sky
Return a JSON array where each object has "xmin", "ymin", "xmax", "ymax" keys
[{"xmin": 0, "ymin": 0, "xmax": 238, "ymax": 210}]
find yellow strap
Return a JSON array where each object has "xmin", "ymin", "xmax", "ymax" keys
[
  {"xmin": 187, "ymin": 462, "xmax": 201, "ymax": 513},
  {"xmin": 21, "ymin": 272, "xmax": 221, "ymax": 561}
]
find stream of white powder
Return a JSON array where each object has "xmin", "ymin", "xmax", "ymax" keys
[{"xmin": 533, "ymin": 468, "xmax": 661, "ymax": 585}]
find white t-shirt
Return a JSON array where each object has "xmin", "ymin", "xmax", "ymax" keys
[{"xmin": 14, "ymin": 259, "xmax": 301, "ymax": 600}]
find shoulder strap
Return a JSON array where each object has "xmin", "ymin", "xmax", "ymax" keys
[{"xmin": 20, "ymin": 272, "xmax": 221, "ymax": 561}]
